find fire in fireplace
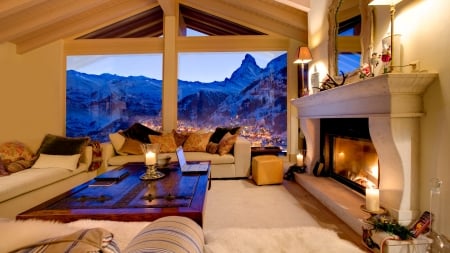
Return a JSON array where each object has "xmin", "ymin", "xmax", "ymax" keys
[{"xmin": 321, "ymin": 118, "xmax": 379, "ymax": 194}]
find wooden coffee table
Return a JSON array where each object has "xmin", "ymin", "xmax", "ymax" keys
[{"xmin": 17, "ymin": 162, "xmax": 210, "ymax": 226}]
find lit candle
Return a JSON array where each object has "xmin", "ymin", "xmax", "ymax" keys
[
  {"xmin": 145, "ymin": 151, "xmax": 156, "ymax": 165},
  {"xmin": 365, "ymin": 188, "xmax": 380, "ymax": 212},
  {"xmin": 296, "ymin": 153, "xmax": 304, "ymax": 166}
]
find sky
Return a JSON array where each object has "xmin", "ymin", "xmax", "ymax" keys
[
  {"xmin": 66, "ymin": 51, "xmax": 285, "ymax": 83},
  {"xmin": 67, "ymin": 28, "xmax": 285, "ymax": 83}
]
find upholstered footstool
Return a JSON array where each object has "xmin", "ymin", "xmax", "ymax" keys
[{"xmin": 252, "ymin": 155, "xmax": 283, "ymax": 185}]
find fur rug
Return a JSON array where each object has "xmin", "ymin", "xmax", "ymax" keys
[
  {"xmin": 0, "ymin": 219, "xmax": 364, "ymax": 253},
  {"xmin": 0, "ymin": 219, "xmax": 150, "ymax": 252},
  {"xmin": 204, "ymin": 227, "xmax": 365, "ymax": 253}
]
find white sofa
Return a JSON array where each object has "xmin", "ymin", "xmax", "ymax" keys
[
  {"xmin": 0, "ymin": 147, "xmax": 96, "ymax": 219},
  {"xmin": 101, "ymin": 137, "xmax": 252, "ymax": 178}
]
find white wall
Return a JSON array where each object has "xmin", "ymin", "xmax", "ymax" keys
[
  {"xmin": 308, "ymin": 0, "xmax": 450, "ymax": 237},
  {"xmin": 0, "ymin": 41, "xmax": 65, "ymax": 152}
]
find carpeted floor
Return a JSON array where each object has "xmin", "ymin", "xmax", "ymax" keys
[
  {"xmin": 203, "ymin": 179, "xmax": 319, "ymax": 231},
  {"xmin": 203, "ymin": 178, "xmax": 367, "ymax": 252},
  {"xmin": 0, "ymin": 179, "xmax": 367, "ymax": 252}
]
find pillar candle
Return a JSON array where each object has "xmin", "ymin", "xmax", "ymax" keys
[
  {"xmin": 296, "ymin": 153, "xmax": 304, "ymax": 166},
  {"xmin": 365, "ymin": 188, "xmax": 380, "ymax": 212},
  {"xmin": 145, "ymin": 152, "xmax": 156, "ymax": 165}
]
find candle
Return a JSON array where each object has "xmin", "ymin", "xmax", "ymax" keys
[
  {"xmin": 296, "ymin": 153, "xmax": 304, "ymax": 166},
  {"xmin": 365, "ymin": 188, "xmax": 380, "ymax": 212},
  {"xmin": 145, "ymin": 151, "xmax": 156, "ymax": 165}
]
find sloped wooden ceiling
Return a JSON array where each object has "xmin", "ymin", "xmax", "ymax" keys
[{"xmin": 0, "ymin": 0, "xmax": 308, "ymax": 54}]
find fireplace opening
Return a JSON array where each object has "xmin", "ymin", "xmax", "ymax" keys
[{"xmin": 320, "ymin": 118, "xmax": 379, "ymax": 194}]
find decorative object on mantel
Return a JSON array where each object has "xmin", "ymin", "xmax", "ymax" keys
[
  {"xmin": 318, "ymin": 71, "xmax": 347, "ymax": 91},
  {"xmin": 369, "ymin": 0, "xmax": 403, "ymax": 73},
  {"xmin": 360, "ymin": 53, "xmax": 380, "ymax": 79}
]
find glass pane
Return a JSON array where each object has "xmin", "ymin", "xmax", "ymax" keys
[
  {"xmin": 66, "ymin": 54, "xmax": 163, "ymax": 142},
  {"xmin": 333, "ymin": 136, "xmax": 379, "ymax": 188},
  {"xmin": 178, "ymin": 52, "xmax": 287, "ymax": 149},
  {"xmin": 338, "ymin": 52, "xmax": 361, "ymax": 74}
]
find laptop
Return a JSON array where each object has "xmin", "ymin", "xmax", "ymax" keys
[{"xmin": 176, "ymin": 146, "xmax": 209, "ymax": 173}]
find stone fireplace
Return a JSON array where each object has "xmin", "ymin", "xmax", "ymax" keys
[{"xmin": 291, "ymin": 73, "xmax": 438, "ymax": 231}]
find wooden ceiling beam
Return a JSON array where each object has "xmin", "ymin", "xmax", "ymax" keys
[
  {"xmin": 222, "ymin": 0, "xmax": 308, "ymax": 31},
  {"xmin": 158, "ymin": 0, "xmax": 177, "ymax": 16},
  {"xmin": 0, "ymin": 0, "xmax": 47, "ymax": 19},
  {"xmin": 181, "ymin": 0, "xmax": 307, "ymax": 43},
  {"xmin": 0, "ymin": 0, "xmax": 113, "ymax": 42},
  {"xmin": 13, "ymin": 0, "xmax": 158, "ymax": 54}
]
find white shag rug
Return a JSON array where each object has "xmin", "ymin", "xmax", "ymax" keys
[
  {"xmin": 204, "ymin": 227, "xmax": 365, "ymax": 253},
  {"xmin": 0, "ymin": 219, "xmax": 364, "ymax": 253}
]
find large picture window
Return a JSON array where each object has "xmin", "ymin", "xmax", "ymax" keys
[
  {"xmin": 178, "ymin": 52, "xmax": 287, "ymax": 149},
  {"xmin": 66, "ymin": 51, "xmax": 287, "ymax": 150},
  {"xmin": 66, "ymin": 54, "xmax": 163, "ymax": 142}
]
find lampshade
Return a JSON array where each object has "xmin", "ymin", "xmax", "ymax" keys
[
  {"xmin": 369, "ymin": 0, "xmax": 402, "ymax": 6},
  {"xmin": 293, "ymin": 47, "xmax": 312, "ymax": 64}
]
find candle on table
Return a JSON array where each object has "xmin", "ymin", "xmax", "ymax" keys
[
  {"xmin": 145, "ymin": 151, "xmax": 156, "ymax": 165},
  {"xmin": 296, "ymin": 153, "xmax": 304, "ymax": 166},
  {"xmin": 365, "ymin": 188, "xmax": 380, "ymax": 212}
]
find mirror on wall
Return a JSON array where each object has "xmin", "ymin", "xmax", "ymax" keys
[{"xmin": 328, "ymin": 0, "xmax": 373, "ymax": 77}]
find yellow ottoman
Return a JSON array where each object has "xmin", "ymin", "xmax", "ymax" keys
[{"xmin": 252, "ymin": 155, "xmax": 283, "ymax": 185}]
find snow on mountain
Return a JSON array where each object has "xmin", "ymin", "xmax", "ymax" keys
[{"xmin": 66, "ymin": 53, "xmax": 287, "ymax": 146}]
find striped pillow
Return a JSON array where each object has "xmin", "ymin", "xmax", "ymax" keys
[
  {"xmin": 12, "ymin": 228, "xmax": 120, "ymax": 253},
  {"xmin": 124, "ymin": 216, "xmax": 204, "ymax": 253}
]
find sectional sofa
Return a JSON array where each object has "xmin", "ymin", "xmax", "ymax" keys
[
  {"xmin": 102, "ymin": 136, "xmax": 251, "ymax": 178},
  {"xmin": 101, "ymin": 124, "xmax": 252, "ymax": 178},
  {"xmin": 0, "ymin": 135, "xmax": 97, "ymax": 218}
]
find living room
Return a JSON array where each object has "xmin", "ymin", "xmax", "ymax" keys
[{"xmin": 0, "ymin": 0, "xmax": 449, "ymax": 251}]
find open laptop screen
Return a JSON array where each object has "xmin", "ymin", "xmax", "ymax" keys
[{"xmin": 176, "ymin": 146, "xmax": 187, "ymax": 168}]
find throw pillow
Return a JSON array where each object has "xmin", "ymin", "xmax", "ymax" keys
[
  {"xmin": 6, "ymin": 159, "xmax": 34, "ymax": 173},
  {"xmin": 183, "ymin": 132, "xmax": 213, "ymax": 152},
  {"xmin": 36, "ymin": 134, "xmax": 90, "ymax": 156},
  {"xmin": 12, "ymin": 228, "xmax": 119, "ymax": 253},
  {"xmin": 149, "ymin": 132, "xmax": 177, "ymax": 153},
  {"xmin": 217, "ymin": 132, "xmax": 239, "ymax": 155},
  {"xmin": 119, "ymin": 138, "xmax": 143, "ymax": 155},
  {"xmin": 31, "ymin": 154, "xmax": 81, "ymax": 171},
  {"xmin": 209, "ymin": 126, "xmax": 241, "ymax": 143},
  {"xmin": 172, "ymin": 129, "xmax": 190, "ymax": 147},
  {"xmin": 123, "ymin": 216, "xmax": 204, "ymax": 253},
  {"xmin": 121, "ymin": 123, "xmax": 161, "ymax": 144},
  {"xmin": 109, "ymin": 132, "xmax": 128, "ymax": 155},
  {"xmin": 0, "ymin": 141, "xmax": 34, "ymax": 162},
  {"xmin": 0, "ymin": 158, "xmax": 9, "ymax": 176},
  {"xmin": 206, "ymin": 142, "xmax": 219, "ymax": 154}
]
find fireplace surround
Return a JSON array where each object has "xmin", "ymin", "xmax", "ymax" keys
[{"xmin": 292, "ymin": 73, "xmax": 438, "ymax": 227}]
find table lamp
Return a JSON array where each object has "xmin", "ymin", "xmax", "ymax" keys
[{"xmin": 293, "ymin": 46, "xmax": 312, "ymax": 96}]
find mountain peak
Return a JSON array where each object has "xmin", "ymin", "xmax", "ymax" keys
[{"xmin": 229, "ymin": 54, "xmax": 262, "ymax": 85}]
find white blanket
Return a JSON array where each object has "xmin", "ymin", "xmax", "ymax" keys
[{"xmin": 0, "ymin": 219, "xmax": 364, "ymax": 253}]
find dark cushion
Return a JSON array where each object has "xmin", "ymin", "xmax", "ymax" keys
[
  {"xmin": 36, "ymin": 134, "xmax": 90, "ymax": 156},
  {"xmin": 209, "ymin": 126, "xmax": 241, "ymax": 143},
  {"xmin": 122, "ymin": 123, "xmax": 161, "ymax": 143}
]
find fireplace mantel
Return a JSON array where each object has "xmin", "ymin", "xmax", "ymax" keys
[
  {"xmin": 292, "ymin": 73, "xmax": 438, "ymax": 118},
  {"xmin": 291, "ymin": 73, "xmax": 438, "ymax": 225}
]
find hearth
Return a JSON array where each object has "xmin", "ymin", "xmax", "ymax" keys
[{"xmin": 320, "ymin": 118, "xmax": 379, "ymax": 194}]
